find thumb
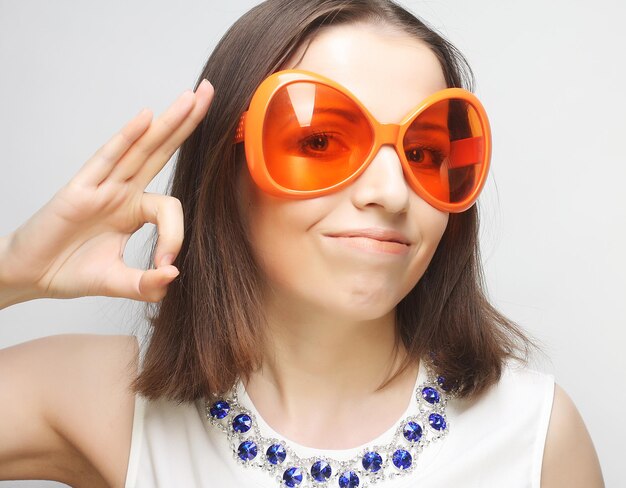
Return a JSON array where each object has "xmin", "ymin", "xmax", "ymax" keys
[
  {"xmin": 104, "ymin": 262, "xmax": 180, "ymax": 302},
  {"xmin": 138, "ymin": 265, "xmax": 180, "ymax": 303}
]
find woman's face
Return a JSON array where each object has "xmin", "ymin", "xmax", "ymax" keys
[{"xmin": 238, "ymin": 23, "xmax": 449, "ymax": 321}]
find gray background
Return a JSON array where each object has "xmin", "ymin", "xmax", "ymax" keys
[{"xmin": 1, "ymin": 0, "xmax": 624, "ymax": 486}]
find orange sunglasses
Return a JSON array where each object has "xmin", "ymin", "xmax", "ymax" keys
[{"xmin": 234, "ymin": 69, "xmax": 491, "ymax": 213}]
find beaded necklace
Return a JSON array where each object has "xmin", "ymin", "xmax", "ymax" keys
[{"xmin": 205, "ymin": 370, "xmax": 452, "ymax": 487}]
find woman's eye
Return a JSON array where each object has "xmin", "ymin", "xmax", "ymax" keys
[
  {"xmin": 296, "ymin": 132, "xmax": 348, "ymax": 158},
  {"xmin": 405, "ymin": 146, "xmax": 445, "ymax": 166},
  {"xmin": 304, "ymin": 134, "xmax": 329, "ymax": 152}
]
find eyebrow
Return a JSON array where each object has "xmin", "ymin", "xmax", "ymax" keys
[
  {"xmin": 311, "ymin": 108, "xmax": 451, "ymax": 134},
  {"xmin": 313, "ymin": 107, "xmax": 362, "ymax": 123},
  {"xmin": 278, "ymin": 106, "xmax": 362, "ymax": 131},
  {"xmin": 278, "ymin": 105, "xmax": 450, "ymax": 134},
  {"xmin": 405, "ymin": 121, "xmax": 449, "ymax": 135}
]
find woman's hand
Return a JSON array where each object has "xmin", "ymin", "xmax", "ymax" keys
[{"xmin": 0, "ymin": 79, "xmax": 214, "ymax": 304}]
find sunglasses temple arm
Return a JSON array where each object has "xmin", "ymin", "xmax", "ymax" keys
[{"xmin": 234, "ymin": 112, "xmax": 247, "ymax": 144}]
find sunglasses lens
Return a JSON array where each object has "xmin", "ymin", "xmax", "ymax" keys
[
  {"xmin": 403, "ymin": 98, "xmax": 486, "ymax": 207},
  {"xmin": 262, "ymin": 82, "xmax": 374, "ymax": 191}
]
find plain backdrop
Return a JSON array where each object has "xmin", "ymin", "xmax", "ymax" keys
[{"xmin": 1, "ymin": 0, "xmax": 624, "ymax": 487}]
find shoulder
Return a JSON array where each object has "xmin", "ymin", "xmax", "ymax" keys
[
  {"xmin": 32, "ymin": 333, "xmax": 139, "ymax": 447},
  {"xmin": 4, "ymin": 332, "xmax": 138, "ymax": 368},
  {"xmin": 2, "ymin": 333, "xmax": 139, "ymax": 403},
  {"xmin": 499, "ymin": 360, "xmax": 554, "ymax": 387},
  {"xmin": 447, "ymin": 363, "xmax": 554, "ymax": 465},
  {"xmin": 1, "ymin": 333, "xmax": 139, "ymax": 486},
  {"xmin": 479, "ymin": 361, "xmax": 555, "ymax": 409},
  {"xmin": 491, "ymin": 365, "xmax": 604, "ymax": 487},
  {"xmin": 541, "ymin": 384, "xmax": 604, "ymax": 487},
  {"xmin": 9, "ymin": 333, "xmax": 139, "ymax": 399}
]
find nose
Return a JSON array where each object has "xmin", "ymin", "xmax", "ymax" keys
[{"xmin": 350, "ymin": 143, "xmax": 411, "ymax": 215}]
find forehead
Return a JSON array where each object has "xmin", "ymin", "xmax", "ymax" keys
[{"xmin": 286, "ymin": 23, "xmax": 447, "ymax": 123}]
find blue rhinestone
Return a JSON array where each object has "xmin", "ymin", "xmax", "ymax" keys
[
  {"xmin": 266, "ymin": 443, "xmax": 287, "ymax": 465},
  {"xmin": 338, "ymin": 471, "xmax": 360, "ymax": 488},
  {"xmin": 437, "ymin": 375, "xmax": 454, "ymax": 392},
  {"xmin": 232, "ymin": 413, "xmax": 252, "ymax": 433},
  {"xmin": 237, "ymin": 440, "xmax": 257, "ymax": 461},
  {"xmin": 403, "ymin": 421, "xmax": 423, "ymax": 443},
  {"xmin": 209, "ymin": 400, "xmax": 230, "ymax": 419},
  {"xmin": 429, "ymin": 413, "xmax": 447, "ymax": 431},
  {"xmin": 311, "ymin": 460, "xmax": 332, "ymax": 482},
  {"xmin": 282, "ymin": 467, "xmax": 303, "ymax": 487},
  {"xmin": 392, "ymin": 449, "xmax": 412, "ymax": 470},
  {"xmin": 361, "ymin": 451, "xmax": 383, "ymax": 473},
  {"xmin": 421, "ymin": 386, "xmax": 441, "ymax": 404}
]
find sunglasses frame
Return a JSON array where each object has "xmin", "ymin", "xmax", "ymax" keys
[{"xmin": 234, "ymin": 69, "xmax": 491, "ymax": 213}]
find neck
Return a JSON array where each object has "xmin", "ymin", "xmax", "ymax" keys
[
  {"xmin": 244, "ymin": 296, "xmax": 419, "ymax": 449},
  {"xmin": 263, "ymin": 312, "xmax": 403, "ymax": 394}
]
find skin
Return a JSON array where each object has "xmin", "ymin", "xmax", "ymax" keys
[
  {"xmin": 0, "ymin": 23, "xmax": 603, "ymax": 488},
  {"xmin": 239, "ymin": 24, "xmax": 449, "ymax": 449}
]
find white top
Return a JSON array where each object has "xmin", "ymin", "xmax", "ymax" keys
[{"xmin": 124, "ymin": 361, "xmax": 554, "ymax": 488}]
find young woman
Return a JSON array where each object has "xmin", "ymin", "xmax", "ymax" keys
[{"xmin": 0, "ymin": 1, "xmax": 604, "ymax": 487}]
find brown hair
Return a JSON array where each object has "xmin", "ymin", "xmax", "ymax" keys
[{"xmin": 134, "ymin": 0, "xmax": 533, "ymax": 402}]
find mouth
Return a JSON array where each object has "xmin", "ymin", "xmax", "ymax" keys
[
  {"xmin": 323, "ymin": 229, "xmax": 411, "ymax": 255},
  {"xmin": 326, "ymin": 228, "xmax": 411, "ymax": 245}
]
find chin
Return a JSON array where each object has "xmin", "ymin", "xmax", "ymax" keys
[{"xmin": 314, "ymin": 291, "xmax": 404, "ymax": 323}]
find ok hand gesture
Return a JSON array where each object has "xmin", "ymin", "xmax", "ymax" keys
[{"xmin": 0, "ymin": 80, "xmax": 214, "ymax": 304}]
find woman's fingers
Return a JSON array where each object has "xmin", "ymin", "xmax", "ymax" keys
[
  {"xmin": 70, "ymin": 79, "xmax": 213, "ymax": 199},
  {"xmin": 109, "ymin": 89, "xmax": 197, "ymax": 182},
  {"xmin": 104, "ymin": 262, "xmax": 179, "ymax": 303},
  {"xmin": 103, "ymin": 190, "xmax": 185, "ymax": 302},
  {"xmin": 134, "ymin": 79, "xmax": 214, "ymax": 188},
  {"xmin": 72, "ymin": 108, "xmax": 153, "ymax": 187},
  {"xmin": 138, "ymin": 266, "xmax": 180, "ymax": 302},
  {"xmin": 140, "ymin": 192, "xmax": 184, "ymax": 269},
  {"xmin": 109, "ymin": 78, "xmax": 213, "ymax": 185},
  {"xmin": 37, "ymin": 82, "xmax": 212, "ymax": 302}
]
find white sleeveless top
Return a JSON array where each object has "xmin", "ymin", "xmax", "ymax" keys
[{"xmin": 124, "ymin": 361, "xmax": 553, "ymax": 488}]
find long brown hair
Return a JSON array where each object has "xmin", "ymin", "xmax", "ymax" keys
[{"xmin": 134, "ymin": 0, "xmax": 533, "ymax": 402}]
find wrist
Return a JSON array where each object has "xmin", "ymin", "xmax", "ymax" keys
[{"xmin": 0, "ymin": 234, "xmax": 42, "ymax": 309}]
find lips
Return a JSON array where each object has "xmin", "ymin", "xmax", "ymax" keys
[
  {"xmin": 325, "ymin": 228, "xmax": 411, "ymax": 245},
  {"xmin": 323, "ymin": 228, "xmax": 411, "ymax": 255}
]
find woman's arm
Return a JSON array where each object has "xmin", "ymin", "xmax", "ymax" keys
[
  {"xmin": 0, "ymin": 81, "xmax": 213, "ymax": 484},
  {"xmin": 541, "ymin": 384, "xmax": 604, "ymax": 487},
  {"xmin": 0, "ymin": 236, "xmax": 41, "ymax": 309},
  {"xmin": 0, "ymin": 334, "xmax": 138, "ymax": 487}
]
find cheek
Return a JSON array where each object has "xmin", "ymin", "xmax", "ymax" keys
[
  {"xmin": 406, "ymin": 192, "xmax": 450, "ymax": 252},
  {"xmin": 420, "ymin": 206, "xmax": 449, "ymax": 250},
  {"xmin": 238, "ymin": 168, "xmax": 334, "ymax": 287},
  {"xmin": 403, "ymin": 201, "xmax": 449, "ymax": 288}
]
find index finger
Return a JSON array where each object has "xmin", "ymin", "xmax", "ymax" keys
[
  {"xmin": 72, "ymin": 108, "xmax": 152, "ymax": 187},
  {"xmin": 108, "ymin": 87, "xmax": 198, "ymax": 183},
  {"xmin": 133, "ymin": 79, "xmax": 214, "ymax": 188}
]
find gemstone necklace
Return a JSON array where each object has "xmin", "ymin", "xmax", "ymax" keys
[{"xmin": 205, "ymin": 369, "xmax": 451, "ymax": 487}]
